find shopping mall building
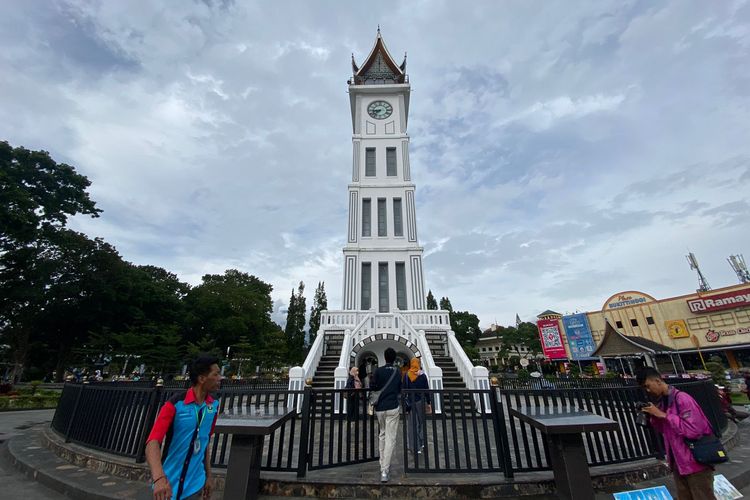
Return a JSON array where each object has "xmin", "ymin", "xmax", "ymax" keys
[{"xmin": 536, "ymin": 283, "xmax": 750, "ymax": 373}]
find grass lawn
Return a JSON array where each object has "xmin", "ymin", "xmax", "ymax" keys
[{"xmin": 731, "ymin": 393, "xmax": 750, "ymax": 405}]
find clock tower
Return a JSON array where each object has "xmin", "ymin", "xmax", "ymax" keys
[
  {"xmin": 342, "ymin": 29, "xmax": 425, "ymax": 313},
  {"xmin": 289, "ymin": 31, "xmax": 489, "ymax": 396}
]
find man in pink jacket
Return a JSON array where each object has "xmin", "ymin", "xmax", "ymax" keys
[{"xmin": 637, "ymin": 367, "xmax": 717, "ymax": 500}]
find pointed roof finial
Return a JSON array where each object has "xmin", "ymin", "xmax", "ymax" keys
[{"xmin": 377, "ymin": 25, "xmax": 381, "ymax": 35}]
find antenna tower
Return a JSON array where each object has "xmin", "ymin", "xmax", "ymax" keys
[
  {"xmin": 686, "ymin": 252, "xmax": 711, "ymax": 292},
  {"xmin": 728, "ymin": 254, "xmax": 750, "ymax": 284}
]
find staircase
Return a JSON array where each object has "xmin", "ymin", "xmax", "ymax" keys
[
  {"xmin": 426, "ymin": 332, "xmax": 475, "ymax": 413},
  {"xmin": 311, "ymin": 333, "xmax": 343, "ymax": 389}
]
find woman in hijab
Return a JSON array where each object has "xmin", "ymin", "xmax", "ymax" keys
[
  {"xmin": 345, "ymin": 366, "xmax": 363, "ymax": 421},
  {"xmin": 403, "ymin": 358, "xmax": 431, "ymax": 453}
]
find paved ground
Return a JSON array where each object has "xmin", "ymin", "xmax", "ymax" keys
[
  {"xmin": 0, "ymin": 447, "xmax": 65, "ymax": 499},
  {"xmin": 0, "ymin": 409, "xmax": 55, "ymax": 442},
  {"xmin": 0, "ymin": 410, "xmax": 64, "ymax": 499}
]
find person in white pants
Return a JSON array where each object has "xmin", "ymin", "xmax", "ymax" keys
[{"xmin": 370, "ymin": 347, "xmax": 402, "ymax": 483}]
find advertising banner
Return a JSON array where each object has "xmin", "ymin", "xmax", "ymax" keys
[
  {"xmin": 561, "ymin": 313, "xmax": 596, "ymax": 360},
  {"xmin": 687, "ymin": 287, "xmax": 750, "ymax": 313},
  {"xmin": 536, "ymin": 318, "xmax": 567, "ymax": 359}
]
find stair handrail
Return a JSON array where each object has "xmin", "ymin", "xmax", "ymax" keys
[
  {"xmin": 331, "ymin": 313, "xmax": 375, "ymax": 413},
  {"xmin": 446, "ymin": 330, "xmax": 490, "ymax": 411},
  {"xmin": 289, "ymin": 328, "xmax": 325, "ymax": 388},
  {"xmin": 395, "ymin": 313, "xmax": 442, "ymax": 378},
  {"xmin": 395, "ymin": 313, "xmax": 444, "ymax": 413},
  {"xmin": 288, "ymin": 324, "xmax": 328, "ymax": 410},
  {"xmin": 348, "ymin": 311, "xmax": 376, "ymax": 348}
]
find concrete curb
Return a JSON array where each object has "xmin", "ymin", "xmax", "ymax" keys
[{"xmin": 1, "ymin": 437, "xmax": 129, "ymax": 500}]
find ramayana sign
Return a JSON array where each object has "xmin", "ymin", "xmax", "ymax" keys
[{"xmin": 687, "ymin": 288, "xmax": 750, "ymax": 313}]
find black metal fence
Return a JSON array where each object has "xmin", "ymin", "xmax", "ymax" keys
[
  {"xmin": 497, "ymin": 386, "xmax": 659, "ymax": 474},
  {"xmin": 495, "ymin": 376, "xmax": 635, "ymax": 390},
  {"xmin": 51, "ymin": 379, "xmax": 724, "ymax": 478},
  {"xmin": 85, "ymin": 378, "xmax": 289, "ymax": 390}
]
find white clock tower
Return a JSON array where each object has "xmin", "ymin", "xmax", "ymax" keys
[
  {"xmin": 342, "ymin": 29, "xmax": 426, "ymax": 313},
  {"xmin": 289, "ymin": 31, "xmax": 489, "ymax": 399}
]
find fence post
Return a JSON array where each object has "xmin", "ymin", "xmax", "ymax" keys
[
  {"xmin": 490, "ymin": 385, "xmax": 514, "ymax": 478},
  {"xmin": 64, "ymin": 382, "xmax": 86, "ymax": 443},
  {"xmin": 296, "ymin": 386, "xmax": 313, "ymax": 478},
  {"xmin": 701, "ymin": 380, "xmax": 723, "ymax": 436},
  {"xmin": 136, "ymin": 379, "xmax": 163, "ymax": 463}
]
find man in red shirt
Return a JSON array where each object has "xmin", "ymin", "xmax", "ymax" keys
[{"xmin": 145, "ymin": 355, "xmax": 221, "ymax": 500}]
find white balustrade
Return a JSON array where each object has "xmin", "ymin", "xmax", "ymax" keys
[
  {"xmin": 399, "ymin": 310, "xmax": 451, "ymax": 330},
  {"xmin": 446, "ymin": 330, "xmax": 490, "ymax": 412},
  {"xmin": 287, "ymin": 327, "xmax": 327, "ymax": 410}
]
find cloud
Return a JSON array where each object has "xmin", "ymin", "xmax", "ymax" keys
[{"xmin": 1, "ymin": 0, "xmax": 748, "ymax": 329}]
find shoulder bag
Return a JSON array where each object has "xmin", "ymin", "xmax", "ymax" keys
[
  {"xmin": 675, "ymin": 391, "xmax": 728, "ymax": 465},
  {"xmin": 368, "ymin": 367, "xmax": 398, "ymax": 408}
]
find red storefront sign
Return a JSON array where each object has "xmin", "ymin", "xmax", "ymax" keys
[
  {"xmin": 687, "ymin": 288, "xmax": 750, "ymax": 313},
  {"xmin": 536, "ymin": 318, "xmax": 568, "ymax": 359}
]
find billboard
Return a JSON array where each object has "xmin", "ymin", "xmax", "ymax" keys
[
  {"xmin": 687, "ymin": 288, "xmax": 750, "ymax": 313},
  {"xmin": 561, "ymin": 313, "xmax": 596, "ymax": 360},
  {"xmin": 536, "ymin": 318, "xmax": 568, "ymax": 359}
]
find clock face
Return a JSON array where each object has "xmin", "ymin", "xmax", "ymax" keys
[{"xmin": 367, "ymin": 100, "xmax": 393, "ymax": 120}]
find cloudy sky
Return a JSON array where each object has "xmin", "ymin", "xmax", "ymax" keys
[{"xmin": 1, "ymin": 0, "xmax": 749, "ymax": 328}]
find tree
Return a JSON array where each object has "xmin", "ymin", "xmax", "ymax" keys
[
  {"xmin": 186, "ymin": 334, "xmax": 222, "ymax": 361},
  {"xmin": 46, "ymin": 255, "xmax": 189, "ymax": 380},
  {"xmin": 231, "ymin": 336, "xmax": 255, "ymax": 378},
  {"xmin": 439, "ymin": 297, "xmax": 453, "ymax": 312},
  {"xmin": 450, "ymin": 310, "xmax": 481, "ymax": 347},
  {"xmin": 183, "ymin": 270, "xmax": 275, "ymax": 360},
  {"xmin": 0, "ymin": 141, "xmax": 101, "ymax": 381},
  {"xmin": 308, "ymin": 281, "xmax": 327, "ymax": 346},
  {"xmin": 255, "ymin": 328, "xmax": 288, "ymax": 369},
  {"xmin": 426, "ymin": 290, "xmax": 438, "ymax": 310},
  {"xmin": 462, "ymin": 344, "xmax": 480, "ymax": 364},
  {"xmin": 285, "ymin": 282, "xmax": 306, "ymax": 364},
  {"xmin": 497, "ymin": 322, "xmax": 542, "ymax": 365}
]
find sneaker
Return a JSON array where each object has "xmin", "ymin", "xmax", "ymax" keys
[{"xmin": 380, "ymin": 471, "xmax": 389, "ymax": 483}]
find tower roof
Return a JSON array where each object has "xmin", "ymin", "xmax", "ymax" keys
[{"xmin": 350, "ymin": 28, "xmax": 407, "ymax": 85}]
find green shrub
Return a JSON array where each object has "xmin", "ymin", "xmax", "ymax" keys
[
  {"xmin": 0, "ymin": 394, "xmax": 60, "ymax": 410},
  {"xmin": 704, "ymin": 362, "xmax": 727, "ymax": 386},
  {"xmin": 30, "ymin": 380, "xmax": 43, "ymax": 395}
]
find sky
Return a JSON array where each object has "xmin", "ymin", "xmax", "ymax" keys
[{"xmin": 1, "ymin": 0, "xmax": 749, "ymax": 329}]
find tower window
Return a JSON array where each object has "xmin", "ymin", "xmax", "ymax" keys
[
  {"xmin": 362, "ymin": 198, "xmax": 371, "ymax": 237},
  {"xmin": 361, "ymin": 263, "xmax": 371, "ymax": 310},
  {"xmin": 365, "ymin": 148, "xmax": 376, "ymax": 176},
  {"xmin": 615, "ymin": 321, "xmax": 623, "ymax": 329},
  {"xmin": 630, "ymin": 318, "xmax": 639, "ymax": 327},
  {"xmin": 386, "ymin": 147, "xmax": 397, "ymax": 176},
  {"xmin": 377, "ymin": 198, "xmax": 387, "ymax": 237},
  {"xmin": 646, "ymin": 316, "xmax": 655, "ymax": 325},
  {"xmin": 393, "ymin": 198, "xmax": 403, "ymax": 237},
  {"xmin": 395, "ymin": 262, "xmax": 407, "ymax": 310},
  {"xmin": 378, "ymin": 263, "xmax": 389, "ymax": 312}
]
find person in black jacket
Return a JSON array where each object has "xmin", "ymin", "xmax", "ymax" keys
[
  {"xmin": 345, "ymin": 366, "xmax": 363, "ymax": 421},
  {"xmin": 403, "ymin": 357, "xmax": 431, "ymax": 453},
  {"xmin": 370, "ymin": 347, "xmax": 401, "ymax": 482}
]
